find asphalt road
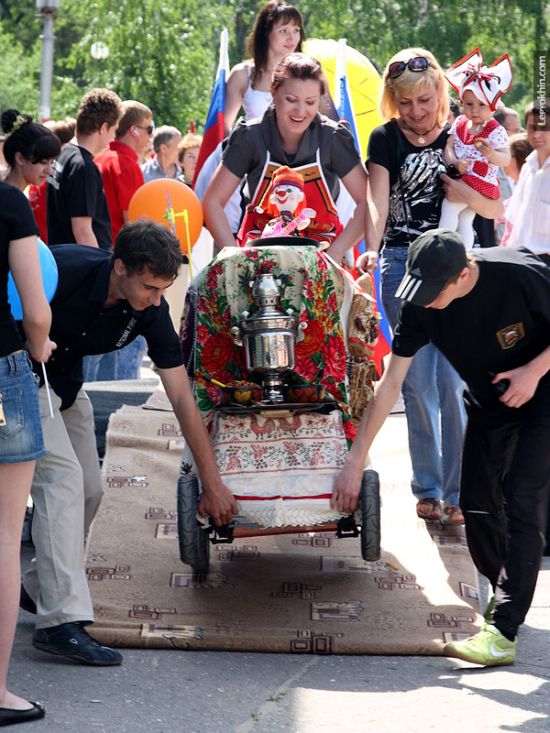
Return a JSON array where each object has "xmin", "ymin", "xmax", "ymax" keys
[
  {"xmin": 12, "ymin": 564, "xmax": 550, "ymax": 733},
  {"xmin": 11, "ymin": 388, "xmax": 550, "ymax": 733}
]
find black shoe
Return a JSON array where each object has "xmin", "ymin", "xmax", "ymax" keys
[
  {"xmin": 0, "ymin": 701, "xmax": 45, "ymax": 727},
  {"xmin": 19, "ymin": 585, "xmax": 37, "ymax": 615},
  {"xmin": 32, "ymin": 623, "xmax": 122, "ymax": 666}
]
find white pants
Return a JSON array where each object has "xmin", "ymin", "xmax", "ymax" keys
[
  {"xmin": 24, "ymin": 388, "xmax": 103, "ymax": 629},
  {"xmin": 439, "ymin": 199, "xmax": 476, "ymax": 249}
]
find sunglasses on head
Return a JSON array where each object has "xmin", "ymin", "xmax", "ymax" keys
[{"xmin": 388, "ymin": 56, "xmax": 431, "ymax": 79}]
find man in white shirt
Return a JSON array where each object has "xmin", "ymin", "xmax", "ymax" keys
[{"xmin": 503, "ymin": 100, "xmax": 550, "ymax": 255}]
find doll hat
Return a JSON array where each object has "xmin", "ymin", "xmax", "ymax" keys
[
  {"xmin": 264, "ymin": 166, "xmax": 307, "ymax": 217},
  {"xmin": 271, "ymin": 166, "xmax": 305, "ymax": 190},
  {"xmin": 446, "ymin": 48, "xmax": 513, "ymax": 111}
]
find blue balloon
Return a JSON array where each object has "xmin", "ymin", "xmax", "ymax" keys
[{"xmin": 7, "ymin": 239, "xmax": 58, "ymax": 320}]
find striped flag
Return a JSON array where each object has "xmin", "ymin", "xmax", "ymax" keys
[
  {"xmin": 334, "ymin": 39, "xmax": 391, "ymax": 375},
  {"xmin": 192, "ymin": 28, "xmax": 229, "ymax": 187}
]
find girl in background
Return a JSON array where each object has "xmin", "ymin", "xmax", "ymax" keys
[
  {"xmin": 178, "ymin": 132, "xmax": 203, "ymax": 186},
  {"xmin": 224, "ymin": 0, "xmax": 305, "ymax": 135},
  {"xmin": 1, "ymin": 110, "xmax": 61, "ymax": 193}
]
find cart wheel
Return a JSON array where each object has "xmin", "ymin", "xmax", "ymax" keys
[
  {"xmin": 177, "ymin": 473, "xmax": 210, "ymax": 580},
  {"xmin": 360, "ymin": 469, "xmax": 381, "ymax": 561}
]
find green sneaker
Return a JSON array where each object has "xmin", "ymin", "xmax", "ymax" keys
[
  {"xmin": 483, "ymin": 595, "xmax": 495, "ymax": 624},
  {"xmin": 443, "ymin": 624, "xmax": 516, "ymax": 666}
]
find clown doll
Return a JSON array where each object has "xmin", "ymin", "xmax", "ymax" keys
[
  {"xmin": 237, "ymin": 161, "xmax": 340, "ymax": 246},
  {"xmin": 260, "ymin": 167, "xmax": 316, "ymax": 239},
  {"xmin": 440, "ymin": 48, "xmax": 512, "ymax": 247}
]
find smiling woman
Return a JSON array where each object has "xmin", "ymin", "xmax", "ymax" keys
[
  {"xmin": 356, "ymin": 47, "xmax": 495, "ymax": 525},
  {"xmin": 203, "ymin": 53, "xmax": 367, "ymax": 261},
  {"xmin": 223, "ymin": 0, "xmax": 305, "ymax": 136}
]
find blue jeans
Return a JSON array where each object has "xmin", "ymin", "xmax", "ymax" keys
[
  {"xmin": 82, "ymin": 338, "xmax": 147, "ymax": 382},
  {"xmin": 115, "ymin": 336, "xmax": 147, "ymax": 380},
  {"xmin": 82, "ymin": 352, "xmax": 118, "ymax": 381},
  {"xmin": 0, "ymin": 350, "xmax": 44, "ymax": 463},
  {"xmin": 381, "ymin": 247, "xmax": 466, "ymax": 506}
]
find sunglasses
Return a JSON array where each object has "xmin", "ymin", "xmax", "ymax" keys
[
  {"xmin": 388, "ymin": 56, "xmax": 431, "ymax": 79},
  {"xmin": 134, "ymin": 124, "xmax": 154, "ymax": 135}
]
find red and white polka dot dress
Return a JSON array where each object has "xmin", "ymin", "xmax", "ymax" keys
[{"xmin": 451, "ymin": 115, "xmax": 509, "ymax": 199}]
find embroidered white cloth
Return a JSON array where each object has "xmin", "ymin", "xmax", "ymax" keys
[{"xmin": 209, "ymin": 409, "xmax": 350, "ymax": 527}]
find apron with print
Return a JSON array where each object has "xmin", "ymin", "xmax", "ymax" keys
[{"xmin": 237, "ymin": 150, "xmax": 343, "ymax": 246}]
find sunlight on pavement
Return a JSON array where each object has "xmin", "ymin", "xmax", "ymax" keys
[
  {"xmin": 289, "ymin": 686, "xmax": 546, "ymax": 731},
  {"xmin": 458, "ymin": 671, "xmax": 546, "ymax": 694}
]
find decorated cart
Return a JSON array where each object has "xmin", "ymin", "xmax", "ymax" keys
[{"xmin": 178, "ymin": 238, "xmax": 381, "ymax": 581}]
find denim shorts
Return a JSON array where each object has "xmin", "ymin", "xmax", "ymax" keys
[{"xmin": 0, "ymin": 350, "xmax": 45, "ymax": 463}]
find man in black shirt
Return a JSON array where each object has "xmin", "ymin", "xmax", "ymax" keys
[
  {"xmin": 332, "ymin": 229, "xmax": 550, "ymax": 667},
  {"xmin": 47, "ymin": 88, "xmax": 122, "ymax": 250},
  {"xmin": 22, "ymin": 220, "xmax": 238, "ymax": 665}
]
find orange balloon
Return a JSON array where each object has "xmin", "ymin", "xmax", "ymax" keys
[{"xmin": 128, "ymin": 178, "xmax": 203, "ymax": 253}]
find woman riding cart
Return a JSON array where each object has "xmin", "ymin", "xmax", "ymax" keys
[
  {"xmin": 178, "ymin": 53, "xmax": 379, "ymax": 580},
  {"xmin": 203, "ymin": 52, "xmax": 367, "ymax": 261}
]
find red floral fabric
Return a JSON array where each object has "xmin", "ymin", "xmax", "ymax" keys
[{"xmin": 191, "ymin": 245, "xmax": 355, "ymax": 441}]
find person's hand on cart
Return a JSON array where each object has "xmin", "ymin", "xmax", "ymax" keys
[
  {"xmin": 198, "ymin": 481, "xmax": 239, "ymax": 527},
  {"xmin": 330, "ymin": 455, "xmax": 363, "ymax": 514}
]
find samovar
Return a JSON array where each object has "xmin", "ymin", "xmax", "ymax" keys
[{"xmin": 230, "ymin": 273, "xmax": 305, "ymax": 402}]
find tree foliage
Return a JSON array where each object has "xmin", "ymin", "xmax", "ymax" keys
[
  {"xmin": 0, "ymin": 27, "xmax": 40, "ymax": 114},
  {"xmin": 0, "ymin": 0, "xmax": 548, "ymax": 128}
]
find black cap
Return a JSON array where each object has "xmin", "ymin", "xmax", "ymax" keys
[{"xmin": 395, "ymin": 229, "xmax": 468, "ymax": 306}]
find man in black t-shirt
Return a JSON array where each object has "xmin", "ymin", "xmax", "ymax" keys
[
  {"xmin": 47, "ymin": 88, "xmax": 122, "ymax": 250},
  {"xmin": 22, "ymin": 221, "xmax": 238, "ymax": 666},
  {"xmin": 332, "ymin": 228, "xmax": 550, "ymax": 667}
]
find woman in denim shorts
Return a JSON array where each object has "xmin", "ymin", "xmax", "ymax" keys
[{"xmin": 0, "ymin": 108, "xmax": 57, "ymax": 727}]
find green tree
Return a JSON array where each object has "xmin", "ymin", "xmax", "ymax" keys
[
  {"xmin": 1, "ymin": 0, "xmax": 548, "ymax": 124},
  {"xmin": 51, "ymin": 0, "xmax": 234, "ymax": 129},
  {"xmin": 0, "ymin": 27, "xmax": 40, "ymax": 115}
]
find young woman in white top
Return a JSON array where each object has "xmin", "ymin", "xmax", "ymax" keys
[{"xmin": 224, "ymin": 1, "xmax": 304, "ymax": 135}]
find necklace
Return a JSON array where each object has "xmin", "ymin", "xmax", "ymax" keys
[{"xmin": 399, "ymin": 119, "xmax": 439, "ymax": 145}]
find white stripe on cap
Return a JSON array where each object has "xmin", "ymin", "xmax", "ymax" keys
[{"xmin": 395, "ymin": 275, "xmax": 423, "ymax": 302}]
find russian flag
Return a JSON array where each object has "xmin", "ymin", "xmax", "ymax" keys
[
  {"xmin": 334, "ymin": 39, "xmax": 391, "ymax": 375},
  {"xmin": 193, "ymin": 28, "xmax": 229, "ymax": 187}
]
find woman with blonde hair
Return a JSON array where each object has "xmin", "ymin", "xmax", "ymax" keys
[{"xmin": 358, "ymin": 48, "xmax": 503, "ymax": 525}]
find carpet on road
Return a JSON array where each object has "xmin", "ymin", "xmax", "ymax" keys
[{"xmin": 87, "ymin": 395, "xmax": 481, "ymax": 654}]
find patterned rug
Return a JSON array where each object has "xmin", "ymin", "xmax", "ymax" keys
[{"xmin": 87, "ymin": 396, "xmax": 481, "ymax": 653}]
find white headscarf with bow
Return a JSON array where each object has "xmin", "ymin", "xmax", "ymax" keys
[{"xmin": 446, "ymin": 48, "xmax": 513, "ymax": 111}]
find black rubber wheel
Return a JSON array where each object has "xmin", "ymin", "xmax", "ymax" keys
[
  {"xmin": 177, "ymin": 473, "xmax": 210, "ymax": 579},
  {"xmin": 360, "ymin": 469, "xmax": 381, "ymax": 561}
]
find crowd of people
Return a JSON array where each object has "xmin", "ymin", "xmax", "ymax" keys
[
  {"xmin": 0, "ymin": 86, "xmax": 230, "ymax": 728},
  {"xmin": 1, "ymin": 0, "xmax": 550, "ymax": 724}
]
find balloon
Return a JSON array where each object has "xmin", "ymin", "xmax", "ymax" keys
[
  {"xmin": 8, "ymin": 239, "xmax": 58, "ymax": 320},
  {"xmin": 128, "ymin": 178, "xmax": 203, "ymax": 255},
  {"xmin": 303, "ymin": 39, "xmax": 383, "ymax": 159}
]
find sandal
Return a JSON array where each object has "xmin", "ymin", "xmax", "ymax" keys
[
  {"xmin": 416, "ymin": 498, "xmax": 442, "ymax": 521},
  {"xmin": 442, "ymin": 504, "xmax": 464, "ymax": 526}
]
